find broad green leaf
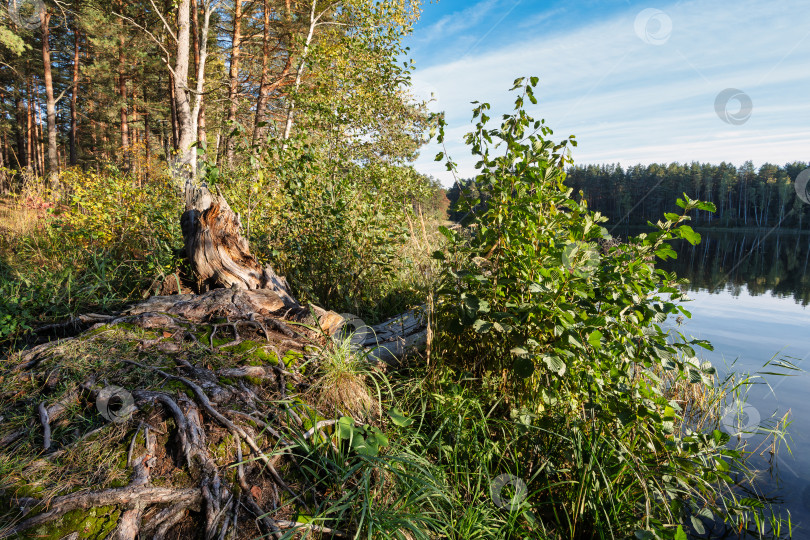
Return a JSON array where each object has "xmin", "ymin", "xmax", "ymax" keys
[
  {"xmin": 472, "ymin": 319, "xmax": 492, "ymax": 333},
  {"xmin": 387, "ymin": 408, "xmax": 414, "ymax": 428},
  {"xmin": 696, "ymin": 201, "xmax": 716, "ymax": 212},
  {"xmin": 587, "ymin": 330, "xmax": 603, "ymax": 349},
  {"xmin": 542, "ymin": 355, "xmax": 566, "ymax": 376},
  {"xmin": 438, "ymin": 226, "xmax": 454, "ymax": 241},
  {"xmin": 690, "ymin": 515, "xmax": 705, "ymax": 535},
  {"xmin": 337, "ymin": 416, "xmax": 356, "ymax": 440},
  {"xmin": 678, "ymin": 225, "xmax": 701, "ymax": 246}
]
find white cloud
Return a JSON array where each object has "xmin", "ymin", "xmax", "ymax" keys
[
  {"xmin": 416, "ymin": 0, "xmax": 500, "ymax": 45},
  {"xmin": 410, "ymin": 0, "xmax": 810, "ymax": 185},
  {"xmin": 516, "ymin": 7, "xmax": 566, "ymax": 29}
]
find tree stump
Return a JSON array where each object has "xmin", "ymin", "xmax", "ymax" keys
[
  {"xmin": 179, "ymin": 181, "xmax": 427, "ymax": 364},
  {"xmin": 180, "ymin": 181, "xmax": 297, "ymax": 306}
]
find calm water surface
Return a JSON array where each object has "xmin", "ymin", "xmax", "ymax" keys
[{"xmin": 661, "ymin": 231, "xmax": 810, "ymax": 537}]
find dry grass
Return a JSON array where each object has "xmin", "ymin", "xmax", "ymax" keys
[
  {"xmin": 0, "ymin": 325, "xmax": 171, "ymax": 504},
  {"xmin": 0, "ymin": 199, "xmax": 49, "ymax": 239},
  {"xmin": 307, "ymin": 336, "xmax": 379, "ymax": 421},
  {"xmin": 2, "ymin": 423, "xmax": 130, "ymax": 500}
]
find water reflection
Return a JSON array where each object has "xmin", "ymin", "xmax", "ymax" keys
[
  {"xmin": 652, "ymin": 230, "xmax": 810, "ymax": 538},
  {"xmin": 658, "ymin": 231, "xmax": 810, "ymax": 305}
]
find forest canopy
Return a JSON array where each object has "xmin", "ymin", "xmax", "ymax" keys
[{"xmin": 0, "ymin": 0, "xmax": 428, "ymax": 180}]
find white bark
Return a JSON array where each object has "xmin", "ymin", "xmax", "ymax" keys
[
  {"xmin": 282, "ymin": 0, "xmax": 318, "ymax": 143},
  {"xmin": 173, "ymin": 0, "xmax": 195, "ymax": 180},
  {"xmin": 190, "ymin": 0, "xmax": 216, "ymax": 147}
]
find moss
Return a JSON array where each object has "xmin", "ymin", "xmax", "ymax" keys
[
  {"xmin": 252, "ymin": 348, "xmax": 278, "ymax": 364},
  {"xmin": 162, "ymin": 380, "xmax": 195, "ymax": 398},
  {"xmin": 222, "ymin": 340, "xmax": 278, "ymax": 365},
  {"xmin": 290, "ymin": 398, "xmax": 323, "ymax": 431},
  {"xmin": 10, "ymin": 483, "xmax": 46, "ymax": 498},
  {"xmin": 23, "ymin": 505, "xmax": 121, "ymax": 540},
  {"xmin": 212, "ymin": 434, "xmax": 235, "ymax": 461},
  {"xmin": 196, "ymin": 326, "xmax": 230, "ymax": 348},
  {"xmin": 222, "ymin": 340, "xmax": 261, "ymax": 354},
  {"xmin": 282, "ymin": 349, "xmax": 303, "ymax": 366}
]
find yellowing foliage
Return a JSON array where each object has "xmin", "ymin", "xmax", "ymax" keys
[{"xmin": 56, "ymin": 167, "xmax": 181, "ymax": 260}]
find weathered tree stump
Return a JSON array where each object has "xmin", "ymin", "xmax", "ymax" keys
[
  {"xmin": 179, "ymin": 181, "xmax": 427, "ymax": 364},
  {"xmin": 180, "ymin": 181, "xmax": 297, "ymax": 306}
]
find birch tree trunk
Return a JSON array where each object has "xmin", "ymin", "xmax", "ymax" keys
[
  {"xmin": 282, "ymin": 0, "xmax": 318, "ymax": 143},
  {"xmin": 173, "ymin": 0, "xmax": 195, "ymax": 180},
  {"xmin": 40, "ymin": 9, "xmax": 58, "ymax": 175},
  {"xmin": 189, "ymin": 0, "xmax": 215, "ymax": 156},
  {"xmin": 190, "ymin": 0, "xmax": 206, "ymax": 147}
]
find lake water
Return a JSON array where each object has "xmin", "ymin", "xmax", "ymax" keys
[{"xmin": 660, "ymin": 230, "xmax": 810, "ymax": 537}]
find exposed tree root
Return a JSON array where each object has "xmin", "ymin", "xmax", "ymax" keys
[
  {"xmin": 2, "ymin": 487, "xmax": 202, "ymax": 538},
  {"xmin": 0, "ymin": 288, "xmax": 343, "ymax": 537}
]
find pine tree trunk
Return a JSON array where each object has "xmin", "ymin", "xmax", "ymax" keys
[
  {"xmin": 252, "ymin": 0, "xmax": 291, "ymax": 145},
  {"xmin": 118, "ymin": 25, "xmax": 129, "ymax": 156},
  {"xmin": 14, "ymin": 91, "xmax": 26, "ymax": 170},
  {"xmin": 70, "ymin": 24, "xmax": 80, "ymax": 166},
  {"xmin": 26, "ymin": 76, "xmax": 34, "ymax": 174},
  {"xmin": 252, "ymin": 0, "xmax": 271, "ymax": 145},
  {"xmin": 224, "ymin": 0, "xmax": 243, "ymax": 164}
]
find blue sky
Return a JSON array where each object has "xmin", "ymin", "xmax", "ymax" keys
[{"xmin": 403, "ymin": 0, "xmax": 810, "ymax": 186}]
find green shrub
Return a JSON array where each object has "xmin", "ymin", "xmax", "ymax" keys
[
  {"xmin": 0, "ymin": 167, "xmax": 183, "ymax": 348},
  {"xmin": 206, "ymin": 126, "xmax": 442, "ymax": 323},
  {"xmin": 427, "ymin": 77, "xmax": 787, "ymax": 538}
]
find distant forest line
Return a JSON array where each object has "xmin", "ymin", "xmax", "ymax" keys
[{"xmin": 446, "ymin": 161, "xmax": 810, "ymax": 231}]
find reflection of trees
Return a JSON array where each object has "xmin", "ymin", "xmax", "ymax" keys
[{"xmin": 657, "ymin": 232, "xmax": 810, "ymax": 306}]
